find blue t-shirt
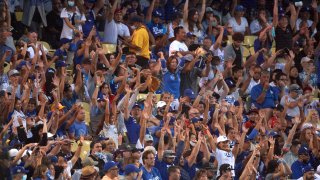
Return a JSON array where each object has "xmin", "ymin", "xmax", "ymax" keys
[
  {"xmin": 141, "ymin": 166, "xmax": 162, "ymax": 180},
  {"xmin": 155, "ymin": 156, "xmax": 173, "ymax": 180},
  {"xmin": 146, "ymin": 21, "xmax": 166, "ymax": 37},
  {"xmin": 161, "ymin": 58, "xmax": 185, "ymax": 99},
  {"xmin": 124, "ymin": 116, "xmax": 141, "ymax": 144},
  {"xmin": 53, "ymin": 48, "xmax": 67, "ymax": 59},
  {"xmin": 61, "ymin": 91, "xmax": 78, "ymax": 111},
  {"xmin": 69, "ymin": 120, "xmax": 88, "ymax": 138},
  {"xmin": 291, "ymin": 160, "xmax": 310, "ymax": 179},
  {"xmin": 182, "ymin": 160, "xmax": 197, "ymax": 178},
  {"xmin": 82, "ymin": 10, "xmax": 95, "ymax": 38},
  {"xmin": 251, "ymin": 84, "xmax": 278, "ymax": 109}
]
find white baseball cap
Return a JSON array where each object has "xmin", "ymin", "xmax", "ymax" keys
[
  {"xmin": 156, "ymin": 101, "xmax": 166, "ymax": 108},
  {"xmin": 9, "ymin": 148, "xmax": 19, "ymax": 158},
  {"xmin": 217, "ymin": 136, "xmax": 229, "ymax": 143}
]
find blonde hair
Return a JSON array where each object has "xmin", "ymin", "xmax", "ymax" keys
[{"xmin": 305, "ymin": 109, "xmax": 319, "ymax": 128}]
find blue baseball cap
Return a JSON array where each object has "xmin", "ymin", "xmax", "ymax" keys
[
  {"xmin": 152, "ymin": 9, "xmax": 163, "ymax": 18},
  {"xmin": 298, "ymin": 146, "xmax": 309, "ymax": 155},
  {"xmin": 55, "ymin": 60, "xmax": 69, "ymax": 68},
  {"xmin": 103, "ymin": 161, "xmax": 118, "ymax": 172},
  {"xmin": 16, "ymin": 60, "xmax": 29, "ymax": 71},
  {"xmin": 268, "ymin": 131, "xmax": 281, "ymax": 138},
  {"xmin": 124, "ymin": 164, "xmax": 140, "ymax": 175},
  {"xmin": 184, "ymin": 89, "xmax": 196, "ymax": 100},
  {"xmin": 12, "ymin": 166, "xmax": 29, "ymax": 175},
  {"xmin": 235, "ymin": 5, "xmax": 246, "ymax": 12},
  {"xmin": 224, "ymin": 78, "xmax": 236, "ymax": 88},
  {"xmin": 133, "ymin": 103, "xmax": 142, "ymax": 109}
]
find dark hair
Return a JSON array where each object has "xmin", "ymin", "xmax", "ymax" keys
[
  {"xmin": 90, "ymin": 140, "xmax": 101, "ymax": 149},
  {"xmin": 275, "ymin": 72, "xmax": 287, "ymax": 81},
  {"xmin": 174, "ymin": 26, "xmax": 184, "ymax": 37},
  {"xmin": 168, "ymin": 166, "xmax": 180, "ymax": 175},
  {"xmin": 194, "ymin": 169, "xmax": 207, "ymax": 179},
  {"xmin": 232, "ymin": 32, "xmax": 244, "ymax": 42},
  {"xmin": 266, "ymin": 160, "xmax": 280, "ymax": 174},
  {"xmin": 166, "ymin": 56, "xmax": 178, "ymax": 72},
  {"xmin": 187, "ymin": 8, "xmax": 202, "ymax": 32}
]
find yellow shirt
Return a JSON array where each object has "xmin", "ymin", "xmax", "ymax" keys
[{"xmin": 130, "ymin": 26, "xmax": 150, "ymax": 59}]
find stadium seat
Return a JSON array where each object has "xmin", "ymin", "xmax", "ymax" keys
[
  {"xmin": 81, "ymin": 102, "xmax": 91, "ymax": 125},
  {"xmin": 102, "ymin": 43, "xmax": 117, "ymax": 54},
  {"xmin": 243, "ymin": 36, "xmax": 257, "ymax": 47}
]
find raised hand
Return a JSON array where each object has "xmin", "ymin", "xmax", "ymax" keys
[{"xmin": 268, "ymin": 136, "xmax": 275, "ymax": 145}]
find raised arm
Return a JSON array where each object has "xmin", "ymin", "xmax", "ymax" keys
[
  {"xmin": 74, "ymin": 65, "xmax": 83, "ymax": 94},
  {"xmin": 198, "ymin": 0, "xmax": 206, "ymax": 22},
  {"xmin": 71, "ymin": 136, "xmax": 83, "ymax": 165},
  {"xmin": 183, "ymin": 0, "xmax": 189, "ymax": 23},
  {"xmin": 288, "ymin": 3, "xmax": 297, "ymax": 30},
  {"xmin": 146, "ymin": 0, "xmax": 155, "ymax": 22},
  {"xmin": 272, "ymin": 0, "xmax": 278, "ymax": 27}
]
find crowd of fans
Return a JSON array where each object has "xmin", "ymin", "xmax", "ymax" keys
[{"xmin": 1, "ymin": 0, "xmax": 320, "ymax": 179}]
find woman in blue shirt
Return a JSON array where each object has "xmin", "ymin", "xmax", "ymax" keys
[{"xmin": 161, "ymin": 56, "xmax": 186, "ymax": 99}]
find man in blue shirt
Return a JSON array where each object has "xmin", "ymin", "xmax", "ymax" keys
[
  {"xmin": 155, "ymin": 150, "xmax": 176, "ymax": 180},
  {"xmin": 68, "ymin": 109, "xmax": 89, "ymax": 139},
  {"xmin": 141, "ymin": 150, "xmax": 162, "ymax": 180},
  {"xmin": 291, "ymin": 146, "xmax": 311, "ymax": 179},
  {"xmin": 251, "ymin": 70, "xmax": 278, "ymax": 109},
  {"xmin": 125, "ymin": 103, "xmax": 142, "ymax": 144}
]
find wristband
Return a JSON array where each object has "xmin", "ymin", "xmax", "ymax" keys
[{"xmin": 96, "ymin": 85, "xmax": 100, "ymax": 88}]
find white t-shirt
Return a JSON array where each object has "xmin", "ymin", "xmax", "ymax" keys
[
  {"xmin": 210, "ymin": 46, "xmax": 225, "ymax": 72},
  {"xmin": 228, "ymin": 17, "xmax": 248, "ymax": 34},
  {"xmin": 216, "ymin": 148, "xmax": 235, "ymax": 176},
  {"xmin": 246, "ymin": 79, "xmax": 260, "ymax": 95},
  {"xmin": 60, "ymin": 7, "xmax": 86, "ymax": 40},
  {"xmin": 116, "ymin": 23, "xmax": 130, "ymax": 38},
  {"xmin": 250, "ymin": 19, "xmax": 262, "ymax": 34},
  {"xmin": 103, "ymin": 19, "xmax": 118, "ymax": 43},
  {"xmin": 99, "ymin": 122, "xmax": 119, "ymax": 148},
  {"xmin": 280, "ymin": 95, "xmax": 300, "ymax": 117},
  {"xmin": 27, "ymin": 44, "xmax": 48, "ymax": 58},
  {"xmin": 65, "ymin": 160, "xmax": 74, "ymax": 178},
  {"xmin": 169, "ymin": 40, "xmax": 188, "ymax": 56}
]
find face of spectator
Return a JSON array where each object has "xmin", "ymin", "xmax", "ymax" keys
[
  {"xmin": 131, "ymin": 1, "xmax": 139, "ymax": 9},
  {"xmin": 164, "ymin": 156, "xmax": 175, "ymax": 164},
  {"xmin": 248, "ymin": 112, "xmax": 259, "ymax": 121},
  {"xmin": 76, "ymin": 109, "xmax": 85, "ymax": 121},
  {"xmin": 28, "ymin": 32, "xmax": 38, "ymax": 44},
  {"xmin": 290, "ymin": 67, "xmax": 298, "ymax": 78},
  {"xmin": 276, "ymin": 75, "xmax": 287, "ymax": 87},
  {"xmin": 260, "ymin": 73, "xmax": 270, "ymax": 84},
  {"xmin": 128, "ymin": 172, "xmax": 139, "ymax": 179},
  {"xmin": 289, "ymin": 90, "xmax": 298, "ymax": 99},
  {"xmin": 92, "ymin": 143, "xmax": 102, "ymax": 154},
  {"xmin": 233, "ymin": 39, "xmax": 243, "ymax": 48},
  {"xmin": 168, "ymin": 59, "xmax": 178, "ymax": 71},
  {"xmin": 132, "ymin": 151, "xmax": 141, "ymax": 159},
  {"xmin": 169, "ymin": 168, "xmax": 181, "ymax": 180},
  {"xmin": 233, "ymin": 69, "xmax": 243, "ymax": 81},
  {"xmin": 301, "ymin": 12, "xmax": 310, "ymax": 21},
  {"xmin": 218, "ymin": 140, "xmax": 230, "ymax": 151},
  {"xmin": 279, "ymin": 17, "xmax": 288, "ymax": 29},
  {"xmin": 305, "ymin": 129, "xmax": 313, "ymax": 141},
  {"xmin": 65, "ymin": 87, "xmax": 73, "ymax": 99},
  {"xmin": 53, "ymin": 0, "xmax": 63, "ymax": 12},
  {"xmin": 105, "ymin": 141, "xmax": 115, "ymax": 152},
  {"xmin": 126, "ymin": 54, "xmax": 137, "ymax": 66},
  {"xmin": 253, "ymin": 67, "xmax": 261, "ymax": 81},
  {"xmin": 258, "ymin": 10, "xmax": 266, "ymax": 20},
  {"xmin": 27, "ymin": 102, "xmax": 36, "ymax": 112},
  {"xmin": 203, "ymin": 38, "xmax": 212, "ymax": 50},
  {"xmin": 189, "ymin": 108, "xmax": 200, "ymax": 119},
  {"xmin": 179, "ymin": 156, "xmax": 184, "ymax": 166},
  {"xmin": 123, "ymin": 150, "xmax": 131, "ymax": 158},
  {"xmin": 153, "ymin": 16, "xmax": 160, "ymax": 24},
  {"xmin": 101, "ymin": 84, "xmax": 110, "ymax": 95},
  {"xmin": 131, "ymin": 106, "xmax": 141, "ymax": 120},
  {"xmin": 161, "ymin": 93, "xmax": 171, "ymax": 103},
  {"xmin": 15, "ymin": 99, "xmax": 22, "ymax": 111},
  {"xmin": 61, "ymin": 143, "xmax": 71, "ymax": 152},
  {"xmin": 198, "ymin": 104, "xmax": 205, "ymax": 114},
  {"xmin": 26, "ymin": 117, "xmax": 35, "ymax": 127},
  {"xmin": 177, "ymin": 28, "xmax": 186, "ymax": 41},
  {"xmin": 235, "ymin": 10, "xmax": 244, "ymax": 17},
  {"xmin": 192, "ymin": 11, "xmax": 199, "ymax": 22},
  {"xmin": 109, "ymin": 166, "xmax": 119, "ymax": 178},
  {"xmin": 300, "ymin": 152, "xmax": 310, "ymax": 163},
  {"xmin": 84, "ymin": 1, "xmax": 94, "ymax": 9},
  {"xmin": 114, "ymin": 12, "xmax": 122, "ymax": 22},
  {"xmin": 304, "ymin": 171, "xmax": 315, "ymax": 180},
  {"xmin": 291, "ymin": 144, "xmax": 300, "ymax": 155},
  {"xmin": 221, "ymin": 170, "xmax": 232, "ymax": 179},
  {"xmin": 144, "ymin": 153, "xmax": 155, "ymax": 167}
]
